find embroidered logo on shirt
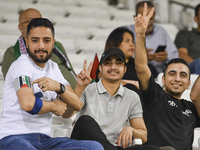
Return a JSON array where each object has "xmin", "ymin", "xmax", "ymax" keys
[
  {"xmin": 182, "ymin": 109, "xmax": 192, "ymax": 116},
  {"xmin": 168, "ymin": 100, "xmax": 178, "ymax": 107}
]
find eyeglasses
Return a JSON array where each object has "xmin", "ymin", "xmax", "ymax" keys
[{"xmin": 20, "ymin": 19, "xmax": 32, "ymax": 24}]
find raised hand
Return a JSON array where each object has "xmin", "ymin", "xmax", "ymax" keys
[
  {"xmin": 77, "ymin": 60, "xmax": 92, "ymax": 87},
  {"xmin": 134, "ymin": 3, "xmax": 154, "ymax": 35}
]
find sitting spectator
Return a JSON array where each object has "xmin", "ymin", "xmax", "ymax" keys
[
  {"xmin": 96, "ymin": 27, "xmax": 158, "ymax": 91},
  {"xmin": 68, "ymin": 47, "xmax": 161, "ymax": 150},
  {"xmin": 2, "ymin": 8, "xmax": 77, "ymax": 89},
  {"xmin": 127, "ymin": 1, "xmax": 179, "ymax": 74},
  {"xmin": 0, "ymin": 18, "xmax": 103, "ymax": 150},
  {"xmin": 175, "ymin": 3, "xmax": 200, "ymax": 74},
  {"xmin": 134, "ymin": 3, "xmax": 200, "ymax": 150}
]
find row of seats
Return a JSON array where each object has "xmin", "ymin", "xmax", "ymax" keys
[{"xmin": 0, "ymin": 22, "xmax": 179, "ymax": 63}]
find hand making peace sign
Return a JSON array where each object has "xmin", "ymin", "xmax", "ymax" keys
[
  {"xmin": 76, "ymin": 60, "xmax": 93, "ymax": 87},
  {"xmin": 134, "ymin": 3, "xmax": 154, "ymax": 35}
]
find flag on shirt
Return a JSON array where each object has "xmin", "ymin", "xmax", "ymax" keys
[{"xmin": 90, "ymin": 53, "xmax": 99, "ymax": 83}]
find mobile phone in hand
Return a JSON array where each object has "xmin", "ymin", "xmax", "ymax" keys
[{"xmin": 155, "ymin": 45, "xmax": 166, "ymax": 53}]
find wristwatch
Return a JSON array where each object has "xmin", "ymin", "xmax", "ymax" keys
[{"xmin": 56, "ymin": 83, "xmax": 65, "ymax": 94}]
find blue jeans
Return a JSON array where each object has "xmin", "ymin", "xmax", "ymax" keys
[
  {"xmin": 189, "ymin": 58, "xmax": 200, "ymax": 74},
  {"xmin": 0, "ymin": 133, "xmax": 104, "ymax": 150}
]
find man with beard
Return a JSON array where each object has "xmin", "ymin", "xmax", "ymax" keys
[
  {"xmin": 134, "ymin": 3, "xmax": 200, "ymax": 150},
  {"xmin": 0, "ymin": 18, "xmax": 104, "ymax": 150},
  {"xmin": 2, "ymin": 8, "xmax": 77, "ymax": 89}
]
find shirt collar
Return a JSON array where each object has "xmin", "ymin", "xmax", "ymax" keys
[
  {"xmin": 192, "ymin": 28, "xmax": 200, "ymax": 34},
  {"xmin": 27, "ymin": 54, "xmax": 47, "ymax": 71},
  {"xmin": 97, "ymin": 78, "xmax": 124, "ymax": 97}
]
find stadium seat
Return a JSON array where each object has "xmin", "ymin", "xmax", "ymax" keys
[
  {"xmin": 0, "ymin": 22, "xmax": 20, "ymax": 35},
  {"xmin": 51, "ymin": 115, "xmax": 73, "ymax": 138},
  {"xmin": 97, "ymin": 19, "xmax": 133, "ymax": 29},
  {"xmin": 37, "ymin": 0, "xmax": 76, "ymax": 7},
  {"xmin": 53, "ymin": 37, "xmax": 76, "ymax": 54},
  {"xmin": 74, "ymin": 38, "xmax": 105, "ymax": 54},
  {"xmin": 157, "ymin": 23, "xmax": 179, "ymax": 41},
  {"xmin": 64, "ymin": 6, "xmax": 110, "ymax": 19},
  {"xmin": 54, "ymin": 17, "xmax": 101, "ymax": 29},
  {"xmin": 75, "ymin": 0, "xmax": 108, "ymax": 8},
  {"xmin": 109, "ymin": 9, "xmax": 135, "ymax": 21},
  {"xmin": 54, "ymin": 26, "xmax": 86, "ymax": 39},
  {"xmin": 193, "ymin": 128, "xmax": 200, "ymax": 150},
  {"xmin": 85, "ymin": 27, "xmax": 113, "ymax": 40}
]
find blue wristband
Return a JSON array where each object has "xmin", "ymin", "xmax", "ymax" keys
[{"xmin": 28, "ymin": 97, "xmax": 43, "ymax": 115}]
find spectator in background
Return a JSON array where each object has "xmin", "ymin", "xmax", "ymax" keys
[
  {"xmin": 134, "ymin": 3, "xmax": 200, "ymax": 150},
  {"xmin": 175, "ymin": 3, "xmax": 200, "ymax": 74},
  {"xmin": 2, "ymin": 8, "xmax": 77, "ymax": 89},
  {"xmin": 127, "ymin": 1, "xmax": 179, "ymax": 74}
]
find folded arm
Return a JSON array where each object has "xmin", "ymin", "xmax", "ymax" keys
[{"xmin": 17, "ymin": 87, "xmax": 67, "ymax": 116}]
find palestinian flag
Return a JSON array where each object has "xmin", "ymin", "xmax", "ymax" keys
[
  {"xmin": 14, "ymin": 75, "xmax": 33, "ymax": 92},
  {"xmin": 90, "ymin": 53, "xmax": 99, "ymax": 83}
]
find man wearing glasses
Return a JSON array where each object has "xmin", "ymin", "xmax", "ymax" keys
[{"xmin": 2, "ymin": 8, "xmax": 77, "ymax": 89}]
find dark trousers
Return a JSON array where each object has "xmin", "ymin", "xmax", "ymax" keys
[{"xmin": 71, "ymin": 115, "xmax": 161, "ymax": 150}]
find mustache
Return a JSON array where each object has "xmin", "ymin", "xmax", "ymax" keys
[
  {"xmin": 34, "ymin": 50, "xmax": 48, "ymax": 53},
  {"xmin": 107, "ymin": 69, "xmax": 119, "ymax": 74}
]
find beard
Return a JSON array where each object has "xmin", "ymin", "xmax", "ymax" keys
[
  {"xmin": 27, "ymin": 47, "xmax": 52, "ymax": 63},
  {"xmin": 165, "ymin": 86, "xmax": 182, "ymax": 98}
]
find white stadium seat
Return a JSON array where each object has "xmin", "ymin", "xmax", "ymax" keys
[
  {"xmin": 74, "ymin": 38, "xmax": 105, "ymax": 54},
  {"xmin": 64, "ymin": 6, "xmax": 110, "ymax": 20},
  {"xmin": 85, "ymin": 27, "xmax": 113, "ymax": 41},
  {"xmin": 157, "ymin": 23, "xmax": 179, "ymax": 41}
]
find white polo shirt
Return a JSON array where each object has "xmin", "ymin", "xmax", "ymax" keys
[{"xmin": 78, "ymin": 78, "xmax": 143, "ymax": 145}]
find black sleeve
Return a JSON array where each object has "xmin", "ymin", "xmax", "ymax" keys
[{"xmin": 140, "ymin": 75, "xmax": 164, "ymax": 110}]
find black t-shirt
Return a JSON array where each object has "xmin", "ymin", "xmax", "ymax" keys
[
  {"xmin": 123, "ymin": 58, "xmax": 138, "ymax": 81},
  {"xmin": 141, "ymin": 75, "xmax": 200, "ymax": 150}
]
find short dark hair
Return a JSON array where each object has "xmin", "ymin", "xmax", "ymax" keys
[
  {"xmin": 136, "ymin": 1, "xmax": 154, "ymax": 15},
  {"xmin": 27, "ymin": 18, "xmax": 55, "ymax": 38},
  {"xmin": 104, "ymin": 27, "xmax": 134, "ymax": 52},
  {"xmin": 163, "ymin": 58, "xmax": 190, "ymax": 79},
  {"xmin": 195, "ymin": 3, "xmax": 200, "ymax": 16}
]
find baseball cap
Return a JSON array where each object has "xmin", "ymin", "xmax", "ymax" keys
[{"xmin": 99, "ymin": 47, "xmax": 125, "ymax": 64}]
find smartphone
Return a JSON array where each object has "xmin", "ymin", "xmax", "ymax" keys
[{"xmin": 155, "ymin": 45, "xmax": 166, "ymax": 53}]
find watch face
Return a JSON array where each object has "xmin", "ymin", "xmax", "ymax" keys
[
  {"xmin": 61, "ymin": 84, "xmax": 65, "ymax": 92},
  {"xmin": 57, "ymin": 83, "xmax": 65, "ymax": 94}
]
